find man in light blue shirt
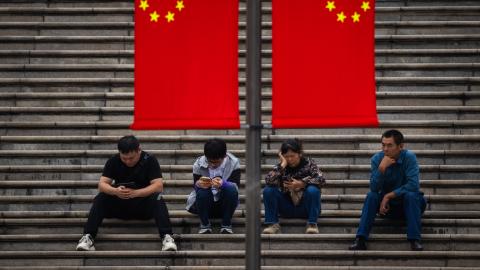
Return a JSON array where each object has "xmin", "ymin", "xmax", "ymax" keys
[{"xmin": 349, "ymin": 130, "xmax": 427, "ymax": 251}]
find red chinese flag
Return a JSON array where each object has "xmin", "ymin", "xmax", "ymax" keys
[
  {"xmin": 131, "ymin": 0, "xmax": 240, "ymax": 130},
  {"xmin": 272, "ymin": 0, "xmax": 379, "ymax": 128}
]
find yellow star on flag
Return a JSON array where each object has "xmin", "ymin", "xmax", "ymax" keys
[
  {"xmin": 165, "ymin": 11, "xmax": 175, "ymax": 23},
  {"xmin": 176, "ymin": 1, "xmax": 185, "ymax": 12},
  {"xmin": 150, "ymin": 11, "xmax": 159, "ymax": 22},
  {"xmin": 361, "ymin": 1, "xmax": 371, "ymax": 12},
  {"xmin": 352, "ymin": 12, "xmax": 360, "ymax": 22},
  {"xmin": 325, "ymin": 1, "xmax": 336, "ymax": 12},
  {"xmin": 139, "ymin": 0, "xmax": 149, "ymax": 11},
  {"xmin": 337, "ymin": 11, "xmax": 346, "ymax": 23}
]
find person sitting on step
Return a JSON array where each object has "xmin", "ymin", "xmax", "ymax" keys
[
  {"xmin": 186, "ymin": 138, "xmax": 240, "ymax": 234},
  {"xmin": 263, "ymin": 138, "xmax": 326, "ymax": 234},
  {"xmin": 76, "ymin": 135, "xmax": 177, "ymax": 252},
  {"xmin": 349, "ymin": 129, "xmax": 427, "ymax": 251}
]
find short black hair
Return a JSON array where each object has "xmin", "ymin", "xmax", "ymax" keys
[
  {"xmin": 204, "ymin": 138, "xmax": 227, "ymax": 160},
  {"xmin": 280, "ymin": 138, "xmax": 303, "ymax": 155},
  {"xmin": 117, "ymin": 135, "xmax": 140, "ymax": 154},
  {"xmin": 382, "ymin": 129, "xmax": 404, "ymax": 145}
]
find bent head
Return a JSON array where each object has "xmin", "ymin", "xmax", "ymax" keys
[
  {"xmin": 119, "ymin": 150, "xmax": 141, "ymax": 167},
  {"xmin": 118, "ymin": 135, "xmax": 141, "ymax": 167},
  {"xmin": 204, "ymin": 138, "xmax": 227, "ymax": 169},
  {"xmin": 280, "ymin": 139, "xmax": 303, "ymax": 168}
]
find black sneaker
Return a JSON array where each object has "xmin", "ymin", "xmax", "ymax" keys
[{"xmin": 349, "ymin": 237, "xmax": 367, "ymax": 250}]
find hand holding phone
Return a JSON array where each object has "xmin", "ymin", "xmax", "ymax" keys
[{"xmin": 197, "ymin": 176, "xmax": 213, "ymax": 189}]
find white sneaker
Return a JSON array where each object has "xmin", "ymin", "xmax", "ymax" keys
[
  {"xmin": 220, "ymin": 226, "xmax": 234, "ymax": 234},
  {"xmin": 76, "ymin": 234, "xmax": 95, "ymax": 251},
  {"xmin": 161, "ymin": 234, "xmax": 177, "ymax": 251}
]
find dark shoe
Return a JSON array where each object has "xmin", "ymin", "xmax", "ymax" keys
[
  {"xmin": 410, "ymin": 240, "xmax": 423, "ymax": 251},
  {"xmin": 349, "ymin": 237, "xmax": 367, "ymax": 250}
]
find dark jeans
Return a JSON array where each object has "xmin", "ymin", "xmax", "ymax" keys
[
  {"xmin": 83, "ymin": 192, "xmax": 173, "ymax": 238},
  {"xmin": 263, "ymin": 185, "xmax": 321, "ymax": 225},
  {"xmin": 191, "ymin": 185, "xmax": 239, "ymax": 227},
  {"xmin": 356, "ymin": 191, "xmax": 427, "ymax": 241}
]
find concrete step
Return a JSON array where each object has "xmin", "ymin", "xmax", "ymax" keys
[
  {"xmin": 2, "ymin": 179, "xmax": 479, "ymax": 196},
  {"xmin": 0, "ymin": 148, "xmax": 478, "ymax": 166},
  {"xmin": 1, "ymin": 5, "xmax": 480, "ymax": 22},
  {"xmin": 1, "ymin": 267, "xmax": 479, "ymax": 270},
  {"xmin": 0, "ymin": 76, "xmax": 479, "ymax": 93},
  {"xmin": 2, "ymin": 49, "xmax": 480, "ymax": 65},
  {"xmin": 1, "ymin": 194, "xmax": 478, "ymax": 212},
  {"xmin": 1, "ymin": 63, "xmax": 480, "ymax": 78},
  {"xmin": 1, "ymin": 120, "xmax": 479, "ymax": 137},
  {"xmin": 1, "ymin": 21, "xmax": 479, "ymax": 37},
  {"xmin": 0, "ymin": 106, "xmax": 479, "ymax": 122},
  {"xmin": 1, "ymin": 34, "xmax": 480, "ymax": 51},
  {"xmin": 2, "ymin": 213, "xmax": 480, "ymax": 234},
  {"xmin": 1, "ymin": 249, "xmax": 480, "ymax": 267},
  {"xmin": 1, "ymin": 91, "xmax": 479, "ymax": 107},
  {"xmin": 1, "ymin": 134, "xmax": 479, "ymax": 151},
  {"xmin": 0, "ymin": 163, "xmax": 479, "ymax": 180},
  {"xmin": 1, "ymin": 233, "xmax": 479, "ymax": 252}
]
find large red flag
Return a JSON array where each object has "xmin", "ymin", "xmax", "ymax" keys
[
  {"xmin": 272, "ymin": 0, "xmax": 378, "ymax": 128},
  {"xmin": 131, "ymin": 0, "xmax": 240, "ymax": 130}
]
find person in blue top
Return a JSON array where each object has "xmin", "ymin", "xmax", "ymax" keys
[{"xmin": 349, "ymin": 129, "xmax": 427, "ymax": 251}]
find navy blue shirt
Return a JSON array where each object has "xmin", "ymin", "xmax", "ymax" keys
[{"xmin": 370, "ymin": 149, "xmax": 420, "ymax": 196}]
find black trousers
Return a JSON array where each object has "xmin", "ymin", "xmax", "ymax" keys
[{"xmin": 83, "ymin": 192, "xmax": 173, "ymax": 238}]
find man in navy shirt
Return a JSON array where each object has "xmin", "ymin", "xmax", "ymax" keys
[
  {"xmin": 349, "ymin": 130, "xmax": 426, "ymax": 251},
  {"xmin": 76, "ymin": 135, "xmax": 177, "ymax": 252}
]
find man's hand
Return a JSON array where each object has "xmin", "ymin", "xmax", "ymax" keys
[
  {"xmin": 278, "ymin": 152, "xmax": 287, "ymax": 169},
  {"xmin": 283, "ymin": 178, "xmax": 306, "ymax": 191},
  {"xmin": 379, "ymin": 192, "xmax": 396, "ymax": 215},
  {"xmin": 379, "ymin": 196, "xmax": 390, "ymax": 215},
  {"xmin": 114, "ymin": 186, "xmax": 139, "ymax": 199},
  {"xmin": 379, "ymin": 156, "xmax": 396, "ymax": 174},
  {"xmin": 196, "ymin": 178, "xmax": 213, "ymax": 189},
  {"xmin": 211, "ymin": 177, "xmax": 223, "ymax": 189}
]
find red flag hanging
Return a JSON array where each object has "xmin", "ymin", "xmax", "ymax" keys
[
  {"xmin": 131, "ymin": 0, "xmax": 240, "ymax": 130},
  {"xmin": 272, "ymin": 0, "xmax": 379, "ymax": 128}
]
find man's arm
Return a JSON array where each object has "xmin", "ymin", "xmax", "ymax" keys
[
  {"xmin": 98, "ymin": 176, "xmax": 132, "ymax": 200},
  {"xmin": 380, "ymin": 152, "xmax": 420, "ymax": 215},
  {"xmin": 369, "ymin": 154, "xmax": 387, "ymax": 193},
  {"xmin": 226, "ymin": 169, "xmax": 241, "ymax": 187},
  {"xmin": 392, "ymin": 152, "xmax": 420, "ymax": 196},
  {"xmin": 127, "ymin": 178, "xmax": 163, "ymax": 198}
]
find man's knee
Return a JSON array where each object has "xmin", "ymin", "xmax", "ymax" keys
[
  {"xmin": 263, "ymin": 186, "xmax": 280, "ymax": 198},
  {"xmin": 93, "ymin": 192, "xmax": 114, "ymax": 204},
  {"xmin": 364, "ymin": 191, "xmax": 381, "ymax": 204},
  {"xmin": 304, "ymin": 185, "xmax": 320, "ymax": 198},
  {"xmin": 403, "ymin": 191, "xmax": 423, "ymax": 207},
  {"xmin": 403, "ymin": 191, "xmax": 419, "ymax": 202},
  {"xmin": 196, "ymin": 188, "xmax": 213, "ymax": 200},
  {"xmin": 221, "ymin": 185, "xmax": 238, "ymax": 198}
]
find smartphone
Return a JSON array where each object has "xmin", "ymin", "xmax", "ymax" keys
[
  {"xmin": 199, "ymin": 176, "xmax": 212, "ymax": 183},
  {"xmin": 113, "ymin": 181, "xmax": 137, "ymax": 189}
]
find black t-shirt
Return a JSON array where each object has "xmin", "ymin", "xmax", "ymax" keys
[{"xmin": 102, "ymin": 151, "xmax": 162, "ymax": 188}]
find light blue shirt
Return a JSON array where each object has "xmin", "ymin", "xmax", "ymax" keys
[{"xmin": 370, "ymin": 149, "xmax": 420, "ymax": 196}]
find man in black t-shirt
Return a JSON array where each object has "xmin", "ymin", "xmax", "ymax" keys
[{"xmin": 76, "ymin": 135, "xmax": 177, "ymax": 251}]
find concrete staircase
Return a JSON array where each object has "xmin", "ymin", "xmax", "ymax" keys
[{"xmin": 1, "ymin": 0, "xmax": 480, "ymax": 269}]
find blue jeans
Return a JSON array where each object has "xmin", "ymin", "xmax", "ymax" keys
[
  {"xmin": 263, "ymin": 185, "xmax": 321, "ymax": 225},
  {"xmin": 194, "ymin": 185, "xmax": 238, "ymax": 227},
  {"xmin": 356, "ymin": 191, "xmax": 427, "ymax": 240}
]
